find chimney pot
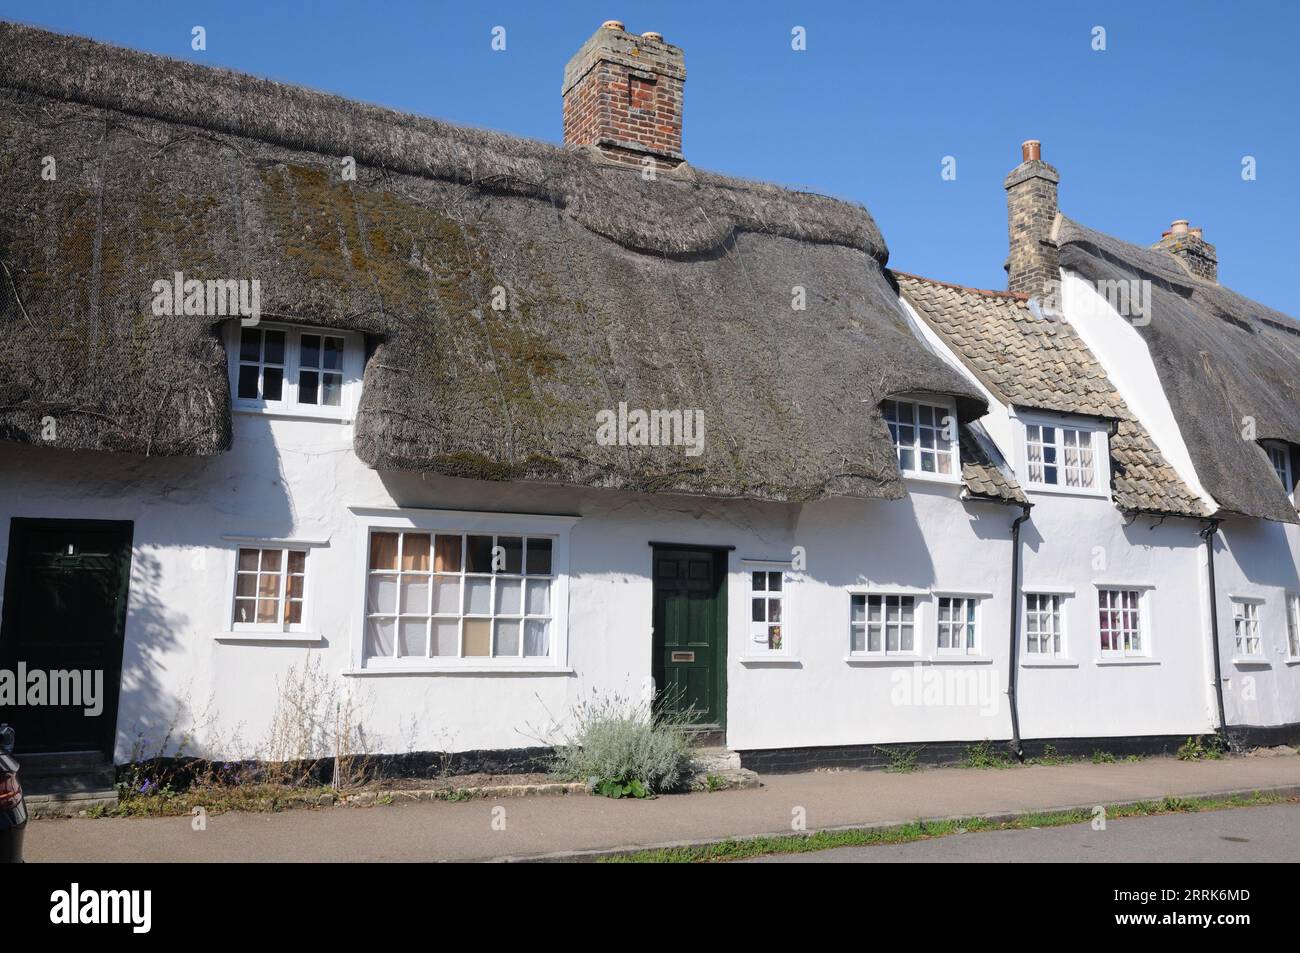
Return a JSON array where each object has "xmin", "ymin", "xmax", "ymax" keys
[
  {"xmin": 1153, "ymin": 220, "xmax": 1217, "ymax": 282},
  {"xmin": 602, "ymin": 20, "xmax": 625, "ymax": 31},
  {"xmin": 642, "ymin": 31, "xmax": 663, "ymax": 41},
  {"xmin": 1004, "ymin": 139, "xmax": 1060, "ymax": 297}
]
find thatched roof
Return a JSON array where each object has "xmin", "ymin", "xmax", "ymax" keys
[
  {"xmin": 0, "ymin": 21, "xmax": 986, "ymax": 502},
  {"xmin": 1057, "ymin": 217, "xmax": 1300, "ymax": 523},
  {"xmin": 897, "ymin": 272, "xmax": 1206, "ymax": 518}
]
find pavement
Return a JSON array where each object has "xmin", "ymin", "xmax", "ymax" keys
[
  {"xmin": 748, "ymin": 802, "xmax": 1300, "ymax": 862},
  {"xmin": 23, "ymin": 753, "xmax": 1300, "ymax": 863}
]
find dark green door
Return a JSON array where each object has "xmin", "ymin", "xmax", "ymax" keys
[
  {"xmin": 651, "ymin": 547, "xmax": 726, "ymax": 726},
  {"xmin": 0, "ymin": 519, "xmax": 133, "ymax": 756}
]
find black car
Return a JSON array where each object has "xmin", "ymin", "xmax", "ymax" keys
[{"xmin": 0, "ymin": 725, "xmax": 25, "ymax": 863}]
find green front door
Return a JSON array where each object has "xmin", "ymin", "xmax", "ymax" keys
[
  {"xmin": 0, "ymin": 519, "xmax": 134, "ymax": 756},
  {"xmin": 651, "ymin": 547, "xmax": 726, "ymax": 726}
]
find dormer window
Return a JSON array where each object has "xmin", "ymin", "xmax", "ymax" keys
[
  {"xmin": 225, "ymin": 322, "xmax": 363, "ymax": 420},
  {"xmin": 1014, "ymin": 411, "xmax": 1109, "ymax": 496},
  {"xmin": 883, "ymin": 397, "xmax": 959, "ymax": 480},
  {"xmin": 1264, "ymin": 441, "xmax": 1294, "ymax": 501}
]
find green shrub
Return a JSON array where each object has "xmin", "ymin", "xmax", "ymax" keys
[
  {"xmin": 1091, "ymin": 750, "xmax": 1116, "ymax": 764},
  {"xmin": 549, "ymin": 692, "xmax": 697, "ymax": 797}
]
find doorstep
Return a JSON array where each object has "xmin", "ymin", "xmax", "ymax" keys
[{"xmin": 18, "ymin": 751, "xmax": 119, "ymax": 817}]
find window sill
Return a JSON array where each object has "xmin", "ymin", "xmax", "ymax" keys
[
  {"xmin": 738, "ymin": 656, "xmax": 802, "ymax": 667},
  {"xmin": 1285, "ymin": 658, "xmax": 1300, "ymax": 667},
  {"xmin": 1022, "ymin": 586, "xmax": 1075, "ymax": 597},
  {"xmin": 233, "ymin": 405, "xmax": 354, "ymax": 425},
  {"xmin": 344, "ymin": 664, "xmax": 575, "ymax": 676},
  {"xmin": 1023, "ymin": 484, "xmax": 1110, "ymax": 501},
  {"xmin": 217, "ymin": 632, "xmax": 323, "ymax": 644},
  {"xmin": 901, "ymin": 472, "xmax": 963, "ymax": 488},
  {"xmin": 844, "ymin": 655, "xmax": 924, "ymax": 666},
  {"xmin": 930, "ymin": 654, "xmax": 994, "ymax": 664},
  {"xmin": 1093, "ymin": 657, "xmax": 1159, "ymax": 666},
  {"xmin": 1020, "ymin": 658, "xmax": 1079, "ymax": 668},
  {"xmin": 1231, "ymin": 657, "xmax": 1272, "ymax": 668}
]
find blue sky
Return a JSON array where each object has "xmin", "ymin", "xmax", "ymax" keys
[{"xmin": 4, "ymin": 0, "xmax": 1297, "ymax": 311}]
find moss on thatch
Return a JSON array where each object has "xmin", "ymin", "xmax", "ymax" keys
[{"xmin": 0, "ymin": 21, "xmax": 985, "ymax": 501}]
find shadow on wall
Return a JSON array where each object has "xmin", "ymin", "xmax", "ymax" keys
[
  {"xmin": 1221, "ymin": 516, "xmax": 1300, "ymax": 592},
  {"xmin": 112, "ymin": 414, "xmax": 315, "ymax": 762},
  {"xmin": 379, "ymin": 465, "xmax": 962, "ymax": 592},
  {"xmin": 0, "ymin": 411, "xmax": 302, "ymax": 764}
]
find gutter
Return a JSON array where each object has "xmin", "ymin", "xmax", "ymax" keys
[
  {"xmin": 1006, "ymin": 501, "xmax": 1033, "ymax": 761},
  {"xmin": 1198, "ymin": 519, "xmax": 1230, "ymax": 743}
]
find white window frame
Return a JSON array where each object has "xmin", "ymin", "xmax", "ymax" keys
[
  {"xmin": 220, "ymin": 537, "xmax": 327, "ymax": 642},
  {"xmin": 224, "ymin": 321, "xmax": 365, "ymax": 422},
  {"xmin": 1013, "ymin": 410, "xmax": 1110, "ymax": 498},
  {"xmin": 848, "ymin": 590, "xmax": 921, "ymax": 658},
  {"xmin": 1095, "ymin": 586, "xmax": 1150, "ymax": 660},
  {"xmin": 1023, "ymin": 591, "xmax": 1067, "ymax": 659},
  {"xmin": 934, "ymin": 594, "xmax": 981, "ymax": 656},
  {"xmin": 1287, "ymin": 593, "xmax": 1300, "ymax": 660},
  {"xmin": 742, "ymin": 561, "xmax": 792, "ymax": 661},
  {"xmin": 1230, "ymin": 597, "xmax": 1265, "ymax": 660},
  {"xmin": 346, "ymin": 507, "xmax": 577, "ymax": 674},
  {"xmin": 1263, "ymin": 441, "xmax": 1294, "ymax": 502},
  {"xmin": 882, "ymin": 395, "xmax": 961, "ymax": 484}
]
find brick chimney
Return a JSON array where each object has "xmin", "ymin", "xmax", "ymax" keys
[
  {"xmin": 1004, "ymin": 139, "xmax": 1061, "ymax": 297},
  {"xmin": 1153, "ymin": 219, "xmax": 1218, "ymax": 282},
  {"xmin": 562, "ymin": 20, "xmax": 686, "ymax": 170}
]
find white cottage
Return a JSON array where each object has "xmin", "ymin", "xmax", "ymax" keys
[{"xmin": 0, "ymin": 23, "xmax": 1296, "ymax": 788}]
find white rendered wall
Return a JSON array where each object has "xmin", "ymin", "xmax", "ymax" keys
[
  {"xmin": 0, "ymin": 403, "xmax": 1220, "ymax": 762},
  {"xmin": 1015, "ymin": 493, "xmax": 1214, "ymax": 739},
  {"xmin": 1211, "ymin": 517, "xmax": 1300, "ymax": 729},
  {"xmin": 1059, "ymin": 269, "xmax": 1300, "ymax": 732}
]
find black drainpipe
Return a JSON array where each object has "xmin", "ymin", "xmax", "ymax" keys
[
  {"xmin": 1199, "ymin": 519, "xmax": 1229, "ymax": 744},
  {"xmin": 1006, "ymin": 502, "xmax": 1032, "ymax": 762}
]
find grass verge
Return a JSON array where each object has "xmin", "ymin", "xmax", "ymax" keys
[{"xmin": 599, "ymin": 790, "xmax": 1295, "ymax": 863}]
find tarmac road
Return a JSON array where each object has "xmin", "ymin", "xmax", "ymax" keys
[{"xmin": 746, "ymin": 802, "xmax": 1300, "ymax": 862}]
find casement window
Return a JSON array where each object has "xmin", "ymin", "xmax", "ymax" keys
[
  {"xmin": 1287, "ymin": 595, "xmax": 1300, "ymax": 658},
  {"xmin": 936, "ymin": 596, "xmax": 978, "ymax": 654},
  {"xmin": 883, "ymin": 398, "xmax": 958, "ymax": 478},
  {"xmin": 1024, "ymin": 593, "xmax": 1064, "ymax": 657},
  {"xmin": 1231, "ymin": 599, "xmax": 1263, "ymax": 658},
  {"xmin": 1264, "ymin": 442, "xmax": 1294, "ymax": 500},
  {"xmin": 1025, "ymin": 423, "xmax": 1102, "ymax": 489},
  {"xmin": 226, "ymin": 322, "xmax": 362, "ymax": 419},
  {"xmin": 363, "ymin": 530, "xmax": 556, "ymax": 662},
  {"xmin": 850, "ymin": 593, "xmax": 916, "ymax": 655},
  {"xmin": 231, "ymin": 546, "xmax": 307, "ymax": 632},
  {"xmin": 750, "ymin": 570, "xmax": 785, "ymax": 653},
  {"xmin": 1016, "ymin": 413, "xmax": 1108, "ymax": 495},
  {"xmin": 1098, "ymin": 588, "xmax": 1144, "ymax": 657}
]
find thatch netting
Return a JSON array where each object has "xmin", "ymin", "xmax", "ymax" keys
[
  {"xmin": 1058, "ymin": 216, "xmax": 1300, "ymax": 523},
  {"xmin": 0, "ymin": 22, "xmax": 985, "ymax": 501}
]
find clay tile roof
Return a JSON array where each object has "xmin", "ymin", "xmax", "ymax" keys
[{"xmin": 895, "ymin": 271, "xmax": 1207, "ymax": 518}]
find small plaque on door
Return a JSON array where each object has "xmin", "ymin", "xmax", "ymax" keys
[{"xmin": 671, "ymin": 651, "xmax": 695, "ymax": 663}]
